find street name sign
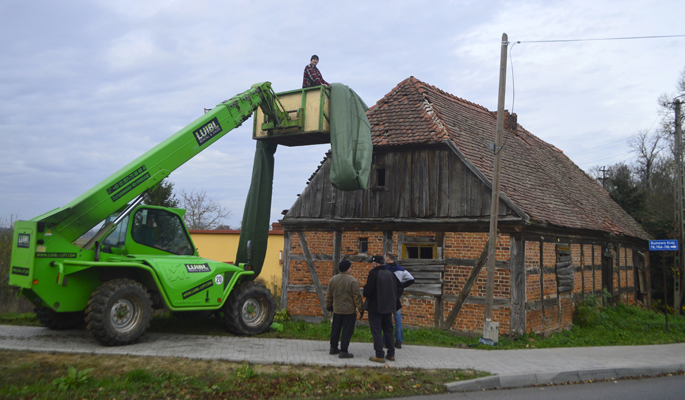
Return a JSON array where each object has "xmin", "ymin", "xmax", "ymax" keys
[{"xmin": 649, "ymin": 239, "xmax": 679, "ymax": 251}]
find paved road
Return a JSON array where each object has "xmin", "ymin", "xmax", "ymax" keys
[{"xmin": 1, "ymin": 325, "xmax": 683, "ymax": 392}]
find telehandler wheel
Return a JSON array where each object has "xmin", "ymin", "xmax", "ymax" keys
[
  {"xmin": 85, "ymin": 278, "xmax": 152, "ymax": 346},
  {"xmin": 221, "ymin": 281, "xmax": 275, "ymax": 335},
  {"xmin": 34, "ymin": 307, "xmax": 85, "ymax": 330}
]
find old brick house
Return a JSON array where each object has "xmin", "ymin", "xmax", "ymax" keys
[{"xmin": 278, "ymin": 77, "xmax": 651, "ymax": 335}]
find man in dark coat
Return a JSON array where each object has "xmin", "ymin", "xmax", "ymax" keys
[{"xmin": 363, "ymin": 255, "xmax": 402, "ymax": 362}]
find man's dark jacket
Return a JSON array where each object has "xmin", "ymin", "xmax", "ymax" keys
[{"xmin": 363, "ymin": 265, "xmax": 403, "ymax": 314}]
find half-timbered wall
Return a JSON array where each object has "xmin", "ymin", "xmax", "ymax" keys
[{"xmin": 283, "ymin": 228, "xmax": 647, "ymax": 335}]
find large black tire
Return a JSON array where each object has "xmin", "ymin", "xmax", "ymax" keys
[
  {"xmin": 85, "ymin": 279, "xmax": 152, "ymax": 346},
  {"xmin": 221, "ymin": 281, "xmax": 275, "ymax": 335},
  {"xmin": 34, "ymin": 307, "xmax": 84, "ymax": 330}
]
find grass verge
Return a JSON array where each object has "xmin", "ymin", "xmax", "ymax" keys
[
  {"xmin": 0, "ymin": 350, "xmax": 486, "ymax": 399},
  {"xmin": 1, "ymin": 303, "xmax": 684, "ymax": 350}
]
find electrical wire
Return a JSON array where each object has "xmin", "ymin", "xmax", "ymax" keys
[
  {"xmin": 519, "ymin": 34, "xmax": 685, "ymax": 44},
  {"xmin": 508, "ymin": 41, "xmax": 518, "ymax": 114}
]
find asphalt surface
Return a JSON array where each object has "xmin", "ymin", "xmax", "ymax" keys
[{"xmin": 1, "ymin": 325, "xmax": 683, "ymax": 392}]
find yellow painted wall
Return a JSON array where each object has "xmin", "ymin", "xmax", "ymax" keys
[{"xmin": 189, "ymin": 229, "xmax": 284, "ymax": 293}]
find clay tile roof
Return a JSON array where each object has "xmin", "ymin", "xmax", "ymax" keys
[{"xmin": 367, "ymin": 77, "xmax": 650, "ymax": 240}]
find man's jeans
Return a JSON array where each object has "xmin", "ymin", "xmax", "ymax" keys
[{"xmin": 382, "ymin": 309, "xmax": 403, "ymax": 344}]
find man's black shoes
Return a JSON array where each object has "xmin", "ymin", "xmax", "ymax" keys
[
  {"xmin": 339, "ymin": 352, "xmax": 354, "ymax": 359},
  {"xmin": 330, "ymin": 348, "xmax": 340, "ymax": 355}
]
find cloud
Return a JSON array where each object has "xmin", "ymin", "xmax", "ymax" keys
[{"xmin": 1, "ymin": 0, "xmax": 684, "ymax": 225}]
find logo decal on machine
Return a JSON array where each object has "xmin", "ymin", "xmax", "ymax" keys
[
  {"xmin": 193, "ymin": 117, "xmax": 222, "ymax": 146},
  {"xmin": 11, "ymin": 267, "xmax": 29, "ymax": 276},
  {"xmin": 214, "ymin": 274, "xmax": 224, "ymax": 285},
  {"xmin": 182, "ymin": 280, "xmax": 213, "ymax": 299},
  {"xmin": 17, "ymin": 234, "xmax": 30, "ymax": 248},
  {"xmin": 185, "ymin": 263, "xmax": 211, "ymax": 273}
]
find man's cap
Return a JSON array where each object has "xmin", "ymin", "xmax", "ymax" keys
[
  {"xmin": 339, "ymin": 260, "xmax": 351, "ymax": 272},
  {"xmin": 371, "ymin": 255, "xmax": 385, "ymax": 264}
]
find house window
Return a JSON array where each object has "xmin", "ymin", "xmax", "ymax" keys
[
  {"xmin": 403, "ymin": 244, "xmax": 436, "ymax": 259},
  {"xmin": 376, "ymin": 167, "xmax": 386, "ymax": 187},
  {"xmin": 359, "ymin": 238, "xmax": 369, "ymax": 254}
]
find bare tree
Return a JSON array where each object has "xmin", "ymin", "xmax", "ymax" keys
[
  {"xmin": 178, "ymin": 189, "xmax": 231, "ymax": 230},
  {"xmin": 629, "ymin": 129, "xmax": 666, "ymax": 191}
]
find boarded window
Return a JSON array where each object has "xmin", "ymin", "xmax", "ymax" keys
[{"xmin": 359, "ymin": 238, "xmax": 369, "ymax": 254}]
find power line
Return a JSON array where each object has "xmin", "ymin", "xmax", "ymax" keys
[{"xmin": 518, "ymin": 34, "xmax": 685, "ymax": 44}]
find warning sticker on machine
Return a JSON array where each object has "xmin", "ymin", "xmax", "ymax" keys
[
  {"xmin": 107, "ymin": 165, "xmax": 148, "ymax": 195},
  {"xmin": 193, "ymin": 117, "xmax": 222, "ymax": 146},
  {"xmin": 35, "ymin": 253, "xmax": 77, "ymax": 258},
  {"xmin": 182, "ymin": 280, "xmax": 213, "ymax": 299}
]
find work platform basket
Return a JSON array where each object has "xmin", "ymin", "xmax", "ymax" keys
[{"xmin": 252, "ymin": 86, "xmax": 330, "ymax": 147}]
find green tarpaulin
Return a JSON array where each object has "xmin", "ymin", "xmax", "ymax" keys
[
  {"xmin": 328, "ymin": 83, "xmax": 372, "ymax": 191},
  {"xmin": 236, "ymin": 84, "xmax": 372, "ymax": 277}
]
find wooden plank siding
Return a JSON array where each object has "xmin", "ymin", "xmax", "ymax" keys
[{"xmin": 286, "ymin": 147, "xmax": 515, "ymax": 220}]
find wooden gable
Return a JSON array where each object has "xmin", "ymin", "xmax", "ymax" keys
[{"xmin": 285, "ymin": 144, "xmax": 521, "ymax": 224}]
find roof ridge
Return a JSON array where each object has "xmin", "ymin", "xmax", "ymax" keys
[
  {"xmin": 409, "ymin": 79, "xmax": 451, "ymax": 142},
  {"xmin": 409, "ymin": 76, "xmax": 492, "ymax": 113}
]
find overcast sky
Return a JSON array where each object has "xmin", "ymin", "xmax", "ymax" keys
[{"xmin": 1, "ymin": 0, "xmax": 684, "ymax": 228}]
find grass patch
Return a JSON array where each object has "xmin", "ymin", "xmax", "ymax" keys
[
  {"xmin": 0, "ymin": 312, "xmax": 40, "ymax": 326},
  {"xmin": 0, "ymin": 350, "xmax": 486, "ymax": 399},
  {"xmin": 492, "ymin": 303, "xmax": 685, "ymax": 349},
  {"xmin": 3, "ymin": 303, "xmax": 685, "ymax": 350}
]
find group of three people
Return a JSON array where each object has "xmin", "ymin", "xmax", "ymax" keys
[
  {"xmin": 305, "ymin": 55, "xmax": 415, "ymax": 361},
  {"xmin": 325, "ymin": 253, "xmax": 414, "ymax": 363}
]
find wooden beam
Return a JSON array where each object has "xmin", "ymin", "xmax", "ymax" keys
[
  {"xmin": 296, "ymin": 231, "xmax": 330, "ymax": 318},
  {"xmin": 333, "ymin": 230, "xmax": 342, "ymax": 275},
  {"xmin": 509, "ymin": 235, "xmax": 525, "ymax": 335},
  {"xmin": 443, "ymin": 239, "xmax": 489, "ymax": 330},
  {"xmin": 540, "ymin": 241, "xmax": 545, "ymax": 332},
  {"xmin": 383, "ymin": 231, "xmax": 393, "ymax": 255},
  {"xmin": 280, "ymin": 231, "xmax": 291, "ymax": 309}
]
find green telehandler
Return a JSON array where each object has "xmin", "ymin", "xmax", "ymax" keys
[{"xmin": 8, "ymin": 82, "xmax": 307, "ymax": 346}]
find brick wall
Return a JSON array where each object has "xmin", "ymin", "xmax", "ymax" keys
[
  {"xmin": 286, "ymin": 230, "xmax": 642, "ymax": 336},
  {"xmin": 523, "ymin": 242, "xmax": 639, "ymax": 334}
]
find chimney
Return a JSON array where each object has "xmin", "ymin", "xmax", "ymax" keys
[{"xmin": 504, "ymin": 110, "xmax": 517, "ymax": 134}]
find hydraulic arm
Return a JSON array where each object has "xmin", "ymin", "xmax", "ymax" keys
[{"xmin": 32, "ymin": 82, "xmax": 293, "ymax": 243}]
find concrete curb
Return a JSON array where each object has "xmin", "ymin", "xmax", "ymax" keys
[{"xmin": 445, "ymin": 364, "xmax": 685, "ymax": 392}]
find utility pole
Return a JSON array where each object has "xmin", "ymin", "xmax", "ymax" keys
[
  {"xmin": 483, "ymin": 33, "xmax": 508, "ymax": 342},
  {"xmin": 599, "ymin": 166, "xmax": 608, "ymax": 189},
  {"xmin": 674, "ymin": 99, "xmax": 683, "ymax": 315}
]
